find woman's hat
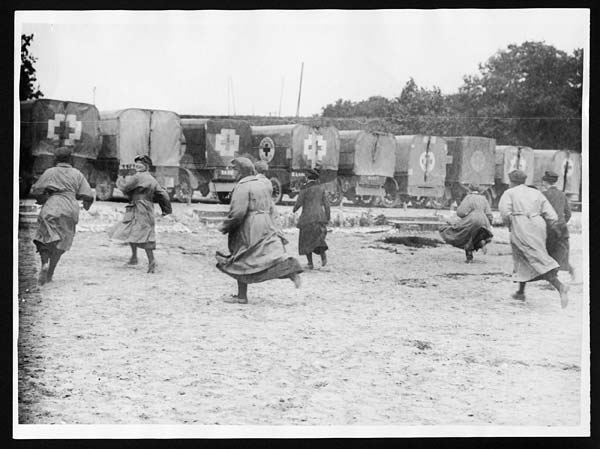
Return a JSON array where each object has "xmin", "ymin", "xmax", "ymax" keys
[
  {"xmin": 468, "ymin": 184, "xmax": 485, "ymax": 193},
  {"xmin": 542, "ymin": 170, "xmax": 559, "ymax": 183},
  {"xmin": 508, "ymin": 169, "xmax": 527, "ymax": 184},
  {"xmin": 134, "ymin": 155, "xmax": 153, "ymax": 168},
  {"xmin": 55, "ymin": 146, "xmax": 73, "ymax": 158},
  {"xmin": 255, "ymin": 160, "xmax": 269, "ymax": 174},
  {"xmin": 231, "ymin": 157, "xmax": 256, "ymax": 178}
]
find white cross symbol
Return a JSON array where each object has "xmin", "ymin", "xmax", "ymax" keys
[
  {"xmin": 215, "ymin": 128, "xmax": 239, "ymax": 157},
  {"xmin": 419, "ymin": 151, "xmax": 435, "ymax": 173},
  {"xmin": 562, "ymin": 159, "xmax": 573, "ymax": 177},
  {"xmin": 303, "ymin": 134, "xmax": 327, "ymax": 168},
  {"xmin": 47, "ymin": 113, "xmax": 82, "ymax": 145},
  {"xmin": 509, "ymin": 154, "xmax": 527, "ymax": 172}
]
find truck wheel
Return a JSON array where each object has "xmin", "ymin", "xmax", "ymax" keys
[
  {"xmin": 326, "ymin": 180, "xmax": 343, "ymax": 206},
  {"xmin": 95, "ymin": 173, "xmax": 114, "ymax": 201},
  {"xmin": 270, "ymin": 177, "xmax": 283, "ymax": 204},
  {"xmin": 217, "ymin": 192, "xmax": 231, "ymax": 204},
  {"xmin": 175, "ymin": 172, "xmax": 193, "ymax": 203},
  {"xmin": 19, "ymin": 177, "xmax": 32, "ymax": 198},
  {"xmin": 381, "ymin": 178, "xmax": 398, "ymax": 208}
]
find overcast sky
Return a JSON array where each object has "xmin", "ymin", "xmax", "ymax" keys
[{"xmin": 16, "ymin": 9, "xmax": 589, "ymax": 117}]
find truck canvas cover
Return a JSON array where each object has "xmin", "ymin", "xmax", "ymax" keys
[
  {"xmin": 338, "ymin": 130, "xmax": 395, "ymax": 177},
  {"xmin": 445, "ymin": 136, "xmax": 495, "ymax": 186},
  {"xmin": 20, "ymin": 99, "xmax": 101, "ymax": 159},
  {"xmin": 495, "ymin": 145, "xmax": 534, "ymax": 185},
  {"xmin": 180, "ymin": 118, "xmax": 209, "ymax": 168},
  {"xmin": 533, "ymin": 149, "xmax": 581, "ymax": 196},
  {"xmin": 205, "ymin": 119, "xmax": 252, "ymax": 168},
  {"xmin": 394, "ymin": 135, "xmax": 447, "ymax": 195},
  {"xmin": 99, "ymin": 109, "xmax": 183, "ymax": 169},
  {"xmin": 251, "ymin": 124, "xmax": 304, "ymax": 169},
  {"xmin": 251, "ymin": 124, "xmax": 340, "ymax": 172}
]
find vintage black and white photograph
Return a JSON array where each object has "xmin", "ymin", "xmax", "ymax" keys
[{"xmin": 14, "ymin": 9, "xmax": 589, "ymax": 438}]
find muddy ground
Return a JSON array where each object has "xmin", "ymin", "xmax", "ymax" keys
[{"xmin": 17, "ymin": 201, "xmax": 585, "ymax": 427}]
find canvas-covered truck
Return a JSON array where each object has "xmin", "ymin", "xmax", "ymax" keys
[
  {"xmin": 179, "ymin": 118, "xmax": 252, "ymax": 203},
  {"xmin": 532, "ymin": 149, "xmax": 582, "ymax": 209},
  {"xmin": 98, "ymin": 108, "xmax": 184, "ymax": 200},
  {"xmin": 489, "ymin": 145, "xmax": 535, "ymax": 208},
  {"xmin": 250, "ymin": 124, "xmax": 341, "ymax": 204},
  {"xmin": 19, "ymin": 99, "xmax": 102, "ymax": 197},
  {"xmin": 337, "ymin": 130, "xmax": 396, "ymax": 206},
  {"xmin": 443, "ymin": 136, "xmax": 496, "ymax": 207},
  {"xmin": 380, "ymin": 135, "xmax": 447, "ymax": 208}
]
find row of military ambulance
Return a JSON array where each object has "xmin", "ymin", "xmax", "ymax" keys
[{"xmin": 19, "ymin": 99, "xmax": 583, "ymax": 210}]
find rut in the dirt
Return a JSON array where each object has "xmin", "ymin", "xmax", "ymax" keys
[{"xmin": 381, "ymin": 236, "xmax": 443, "ymax": 248}]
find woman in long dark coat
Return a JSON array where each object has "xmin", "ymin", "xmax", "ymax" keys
[
  {"xmin": 439, "ymin": 185, "xmax": 493, "ymax": 263},
  {"xmin": 292, "ymin": 168, "xmax": 331, "ymax": 269},
  {"xmin": 216, "ymin": 157, "xmax": 303, "ymax": 304},
  {"xmin": 108, "ymin": 155, "xmax": 171, "ymax": 273},
  {"xmin": 31, "ymin": 147, "xmax": 94, "ymax": 284},
  {"xmin": 541, "ymin": 170, "xmax": 575, "ymax": 280}
]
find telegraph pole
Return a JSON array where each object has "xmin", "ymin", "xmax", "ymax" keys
[
  {"xmin": 295, "ymin": 62, "xmax": 304, "ymax": 118},
  {"xmin": 278, "ymin": 76, "xmax": 285, "ymax": 117},
  {"xmin": 93, "ymin": 86, "xmax": 96, "ymax": 105}
]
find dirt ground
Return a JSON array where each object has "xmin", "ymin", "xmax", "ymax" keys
[{"xmin": 17, "ymin": 201, "xmax": 585, "ymax": 427}]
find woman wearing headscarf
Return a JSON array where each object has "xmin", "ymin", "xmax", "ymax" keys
[
  {"xmin": 108, "ymin": 155, "xmax": 172, "ymax": 273},
  {"xmin": 498, "ymin": 169, "xmax": 569, "ymax": 308},
  {"xmin": 292, "ymin": 168, "xmax": 331, "ymax": 269},
  {"xmin": 31, "ymin": 147, "xmax": 94, "ymax": 284},
  {"xmin": 439, "ymin": 184, "xmax": 494, "ymax": 263},
  {"xmin": 216, "ymin": 157, "xmax": 302, "ymax": 304},
  {"xmin": 541, "ymin": 170, "xmax": 575, "ymax": 280}
]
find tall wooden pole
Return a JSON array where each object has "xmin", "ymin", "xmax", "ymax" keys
[
  {"xmin": 278, "ymin": 76, "xmax": 285, "ymax": 117},
  {"xmin": 295, "ymin": 62, "xmax": 304, "ymax": 118}
]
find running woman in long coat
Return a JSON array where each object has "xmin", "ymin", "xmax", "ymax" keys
[
  {"xmin": 292, "ymin": 168, "xmax": 331, "ymax": 269},
  {"xmin": 498, "ymin": 169, "xmax": 569, "ymax": 308},
  {"xmin": 439, "ymin": 185, "xmax": 494, "ymax": 263},
  {"xmin": 216, "ymin": 157, "xmax": 303, "ymax": 304},
  {"xmin": 31, "ymin": 147, "xmax": 94, "ymax": 285},
  {"xmin": 108, "ymin": 155, "xmax": 171, "ymax": 273},
  {"xmin": 541, "ymin": 170, "xmax": 575, "ymax": 280}
]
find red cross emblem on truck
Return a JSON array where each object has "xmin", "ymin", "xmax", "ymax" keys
[
  {"xmin": 47, "ymin": 113, "xmax": 82, "ymax": 146},
  {"xmin": 216, "ymin": 128, "xmax": 239, "ymax": 157},
  {"xmin": 303, "ymin": 134, "xmax": 327, "ymax": 169}
]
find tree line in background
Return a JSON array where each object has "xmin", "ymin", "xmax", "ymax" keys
[
  {"xmin": 20, "ymin": 34, "xmax": 43, "ymax": 101},
  {"xmin": 321, "ymin": 42, "xmax": 583, "ymax": 151},
  {"xmin": 21, "ymin": 35, "xmax": 582, "ymax": 151}
]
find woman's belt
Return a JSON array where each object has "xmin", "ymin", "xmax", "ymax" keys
[
  {"xmin": 130, "ymin": 193, "xmax": 153, "ymax": 202},
  {"xmin": 511, "ymin": 212, "xmax": 540, "ymax": 218},
  {"xmin": 47, "ymin": 190, "xmax": 76, "ymax": 200}
]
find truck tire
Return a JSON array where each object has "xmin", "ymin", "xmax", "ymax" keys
[
  {"xmin": 95, "ymin": 172, "xmax": 114, "ymax": 201},
  {"xmin": 174, "ymin": 172, "xmax": 193, "ymax": 204},
  {"xmin": 326, "ymin": 180, "xmax": 342, "ymax": 206},
  {"xmin": 270, "ymin": 176, "xmax": 283, "ymax": 204},
  {"xmin": 381, "ymin": 178, "xmax": 398, "ymax": 208},
  {"xmin": 217, "ymin": 192, "xmax": 231, "ymax": 204}
]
